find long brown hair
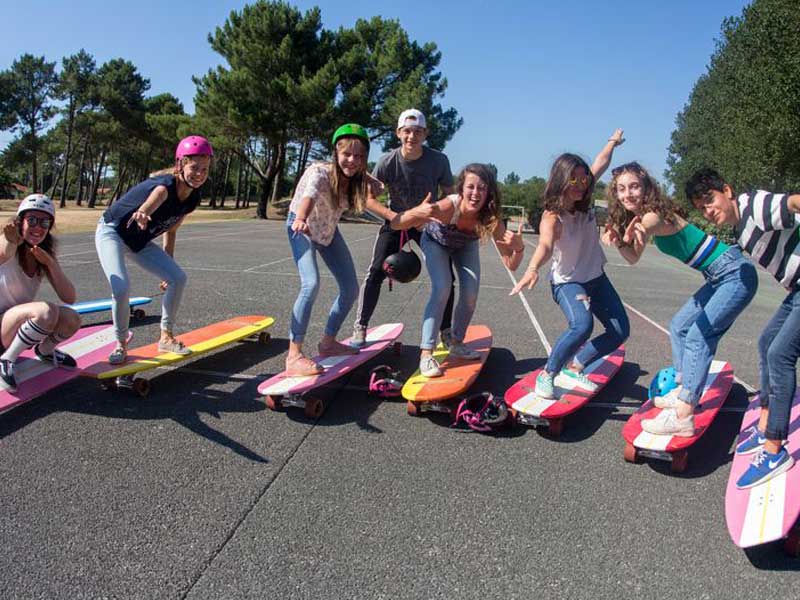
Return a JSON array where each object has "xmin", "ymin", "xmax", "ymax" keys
[
  {"xmin": 542, "ymin": 153, "xmax": 595, "ymax": 213},
  {"xmin": 457, "ymin": 163, "xmax": 502, "ymax": 241},
  {"xmin": 606, "ymin": 161, "xmax": 677, "ymax": 240},
  {"xmin": 329, "ymin": 137, "xmax": 369, "ymax": 214}
]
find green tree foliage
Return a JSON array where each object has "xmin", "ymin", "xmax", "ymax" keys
[
  {"xmin": 500, "ymin": 176, "xmax": 546, "ymax": 231},
  {"xmin": 666, "ymin": 0, "xmax": 800, "ymax": 197},
  {"xmin": 504, "ymin": 172, "xmax": 520, "ymax": 186},
  {"xmin": 333, "ymin": 16, "xmax": 461, "ymax": 151},
  {"xmin": 0, "ymin": 54, "xmax": 59, "ymax": 190}
]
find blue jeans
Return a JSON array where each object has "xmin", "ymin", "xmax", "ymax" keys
[
  {"xmin": 287, "ymin": 213, "xmax": 358, "ymax": 343},
  {"xmin": 95, "ymin": 218, "xmax": 188, "ymax": 343},
  {"xmin": 670, "ymin": 246, "xmax": 758, "ymax": 406},
  {"xmin": 420, "ymin": 232, "xmax": 480, "ymax": 350},
  {"xmin": 547, "ymin": 272, "xmax": 630, "ymax": 374},
  {"xmin": 757, "ymin": 288, "xmax": 800, "ymax": 440}
]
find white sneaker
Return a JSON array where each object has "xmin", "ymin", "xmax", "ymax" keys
[
  {"xmin": 420, "ymin": 355, "xmax": 442, "ymax": 377},
  {"xmin": 449, "ymin": 341, "xmax": 480, "ymax": 360},
  {"xmin": 653, "ymin": 386, "xmax": 681, "ymax": 409},
  {"xmin": 641, "ymin": 408, "xmax": 695, "ymax": 437},
  {"xmin": 554, "ymin": 368, "xmax": 598, "ymax": 393}
]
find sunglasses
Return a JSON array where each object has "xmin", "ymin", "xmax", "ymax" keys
[
  {"xmin": 568, "ymin": 176, "xmax": 590, "ymax": 187},
  {"xmin": 611, "ymin": 161, "xmax": 645, "ymax": 177},
  {"xmin": 22, "ymin": 215, "xmax": 52, "ymax": 229}
]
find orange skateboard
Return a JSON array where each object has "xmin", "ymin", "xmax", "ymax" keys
[{"xmin": 402, "ymin": 325, "xmax": 492, "ymax": 416}]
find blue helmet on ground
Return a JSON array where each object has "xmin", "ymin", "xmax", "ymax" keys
[{"xmin": 649, "ymin": 367, "xmax": 678, "ymax": 400}]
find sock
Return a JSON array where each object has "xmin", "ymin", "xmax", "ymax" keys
[
  {"xmin": 1, "ymin": 319, "xmax": 50, "ymax": 362},
  {"xmin": 36, "ymin": 330, "xmax": 71, "ymax": 356}
]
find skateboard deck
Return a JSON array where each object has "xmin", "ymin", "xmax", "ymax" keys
[
  {"xmin": 402, "ymin": 325, "xmax": 492, "ymax": 416},
  {"xmin": 259, "ymin": 323, "xmax": 404, "ymax": 417},
  {"xmin": 504, "ymin": 345, "xmax": 625, "ymax": 436},
  {"xmin": 622, "ymin": 360, "xmax": 733, "ymax": 472},
  {"xmin": 68, "ymin": 296, "xmax": 152, "ymax": 320},
  {"xmin": 725, "ymin": 392, "xmax": 800, "ymax": 555},
  {"xmin": 81, "ymin": 315, "xmax": 275, "ymax": 396},
  {"xmin": 0, "ymin": 325, "xmax": 120, "ymax": 415}
]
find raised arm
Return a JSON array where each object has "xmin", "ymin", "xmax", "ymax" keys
[
  {"xmin": 389, "ymin": 194, "xmax": 447, "ymax": 230},
  {"xmin": 590, "ymin": 128, "xmax": 625, "ymax": 179}
]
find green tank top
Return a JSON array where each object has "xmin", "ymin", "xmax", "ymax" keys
[{"xmin": 654, "ymin": 222, "xmax": 729, "ymax": 271}]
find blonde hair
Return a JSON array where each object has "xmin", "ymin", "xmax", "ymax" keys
[
  {"xmin": 329, "ymin": 138, "xmax": 369, "ymax": 214},
  {"xmin": 149, "ymin": 155, "xmax": 209, "ymax": 178}
]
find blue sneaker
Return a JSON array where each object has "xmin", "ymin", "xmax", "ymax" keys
[
  {"xmin": 735, "ymin": 426, "xmax": 766, "ymax": 455},
  {"xmin": 534, "ymin": 371, "xmax": 554, "ymax": 399},
  {"xmin": 736, "ymin": 447, "xmax": 795, "ymax": 489}
]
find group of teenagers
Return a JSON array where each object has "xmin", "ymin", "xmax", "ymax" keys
[{"xmin": 1, "ymin": 108, "xmax": 798, "ymax": 491}]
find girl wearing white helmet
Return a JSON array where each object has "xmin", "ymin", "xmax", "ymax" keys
[
  {"xmin": 0, "ymin": 194, "xmax": 81, "ymax": 392},
  {"xmin": 95, "ymin": 135, "xmax": 212, "ymax": 364}
]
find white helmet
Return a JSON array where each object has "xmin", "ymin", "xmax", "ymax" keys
[{"xmin": 17, "ymin": 194, "xmax": 56, "ymax": 220}]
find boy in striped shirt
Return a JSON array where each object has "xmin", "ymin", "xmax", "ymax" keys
[{"xmin": 688, "ymin": 168, "xmax": 799, "ymax": 488}]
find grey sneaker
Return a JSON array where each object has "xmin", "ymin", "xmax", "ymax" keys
[
  {"xmin": 554, "ymin": 368, "xmax": 598, "ymax": 392},
  {"xmin": 449, "ymin": 341, "xmax": 480, "ymax": 360},
  {"xmin": 351, "ymin": 325, "xmax": 367, "ymax": 348},
  {"xmin": 653, "ymin": 386, "xmax": 681, "ymax": 409},
  {"xmin": 641, "ymin": 408, "xmax": 695, "ymax": 437},
  {"xmin": 420, "ymin": 355, "xmax": 442, "ymax": 377},
  {"xmin": 440, "ymin": 328, "xmax": 453, "ymax": 349}
]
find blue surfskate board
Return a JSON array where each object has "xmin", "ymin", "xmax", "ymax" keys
[{"xmin": 67, "ymin": 297, "xmax": 153, "ymax": 321}]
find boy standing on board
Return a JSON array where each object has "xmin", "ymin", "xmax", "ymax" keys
[
  {"xmin": 352, "ymin": 109, "xmax": 456, "ymax": 347},
  {"xmin": 688, "ymin": 168, "xmax": 799, "ymax": 488}
]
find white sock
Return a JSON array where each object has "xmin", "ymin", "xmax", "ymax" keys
[{"xmin": 1, "ymin": 319, "xmax": 50, "ymax": 362}]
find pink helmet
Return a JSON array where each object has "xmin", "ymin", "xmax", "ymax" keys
[{"xmin": 175, "ymin": 136, "xmax": 214, "ymax": 161}]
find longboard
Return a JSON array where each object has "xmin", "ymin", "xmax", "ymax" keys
[
  {"xmin": 402, "ymin": 325, "xmax": 492, "ymax": 417},
  {"xmin": 81, "ymin": 315, "xmax": 275, "ymax": 396},
  {"xmin": 67, "ymin": 296, "xmax": 152, "ymax": 321},
  {"xmin": 725, "ymin": 392, "xmax": 800, "ymax": 555},
  {"xmin": 0, "ymin": 325, "xmax": 120, "ymax": 415},
  {"xmin": 622, "ymin": 360, "xmax": 733, "ymax": 472},
  {"xmin": 259, "ymin": 323, "xmax": 404, "ymax": 417},
  {"xmin": 504, "ymin": 345, "xmax": 625, "ymax": 436}
]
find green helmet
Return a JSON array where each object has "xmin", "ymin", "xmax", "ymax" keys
[{"xmin": 332, "ymin": 123, "xmax": 370, "ymax": 148}]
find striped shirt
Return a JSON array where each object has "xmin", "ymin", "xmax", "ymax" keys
[{"xmin": 735, "ymin": 190, "xmax": 800, "ymax": 288}]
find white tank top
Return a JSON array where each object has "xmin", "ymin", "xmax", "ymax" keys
[
  {"xmin": 0, "ymin": 257, "xmax": 43, "ymax": 313},
  {"xmin": 550, "ymin": 209, "xmax": 606, "ymax": 284}
]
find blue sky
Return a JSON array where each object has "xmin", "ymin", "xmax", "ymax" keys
[{"xmin": 1, "ymin": 0, "xmax": 751, "ymax": 186}]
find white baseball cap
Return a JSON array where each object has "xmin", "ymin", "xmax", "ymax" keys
[{"xmin": 397, "ymin": 109, "xmax": 427, "ymax": 130}]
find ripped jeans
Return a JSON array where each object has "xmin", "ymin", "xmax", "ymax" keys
[{"xmin": 546, "ymin": 272, "xmax": 630, "ymax": 374}]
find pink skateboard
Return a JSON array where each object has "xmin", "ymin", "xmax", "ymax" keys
[
  {"xmin": 503, "ymin": 346, "xmax": 625, "ymax": 436},
  {"xmin": 725, "ymin": 392, "xmax": 800, "ymax": 556},
  {"xmin": 259, "ymin": 323, "xmax": 403, "ymax": 417},
  {"xmin": 622, "ymin": 360, "xmax": 733, "ymax": 472},
  {"xmin": 0, "ymin": 325, "xmax": 120, "ymax": 415}
]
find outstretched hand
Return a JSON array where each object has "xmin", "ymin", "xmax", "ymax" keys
[
  {"xmin": 601, "ymin": 223, "xmax": 620, "ymax": 247},
  {"xmin": 3, "ymin": 219, "xmax": 22, "ymax": 246},
  {"xmin": 510, "ymin": 267, "xmax": 538, "ymax": 296},
  {"xmin": 126, "ymin": 209, "xmax": 151, "ymax": 231},
  {"xmin": 623, "ymin": 215, "xmax": 644, "ymax": 247},
  {"xmin": 497, "ymin": 220, "xmax": 525, "ymax": 253},
  {"xmin": 609, "ymin": 128, "xmax": 625, "ymax": 147}
]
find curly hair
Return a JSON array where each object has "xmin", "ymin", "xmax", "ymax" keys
[
  {"xmin": 606, "ymin": 162, "xmax": 678, "ymax": 241},
  {"xmin": 542, "ymin": 153, "xmax": 594, "ymax": 213},
  {"xmin": 456, "ymin": 163, "xmax": 502, "ymax": 241}
]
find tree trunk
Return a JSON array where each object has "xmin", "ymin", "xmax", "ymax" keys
[
  {"xmin": 271, "ymin": 142, "xmax": 286, "ymax": 204},
  {"xmin": 74, "ymin": 136, "xmax": 89, "ymax": 206},
  {"xmin": 218, "ymin": 154, "xmax": 231, "ymax": 208},
  {"xmin": 59, "ymin": 99, "xmax": 76, "ymax": 207},
  {"xmin": 110, "ymin": 163, "xmax": 127, "ymax": 204},
  {"xmin": 88, "ymin": 148, "xmax": 107, "ymax": 208},
  {"xmin": 234, "ymin": 157, "xmax": 243, "ymax": 209}
]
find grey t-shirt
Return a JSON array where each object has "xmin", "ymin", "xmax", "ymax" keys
[{"xmin": 372, "ymin": 146, "xmax": 453, "ymax": 212}]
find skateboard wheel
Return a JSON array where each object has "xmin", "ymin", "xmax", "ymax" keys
[
  {"xmin": 784, "ymin": 527, "xmax": 800, "ymax": 557},
  {"xmin": 407, "ymin": 401, "xmax": 420, "ymax": 417},
  {"xmin": 670, "ymin": 451, "xmax": 688, "ymax": 473},
  {"xmin": 304, "ymin": 397, "xmax": 324, "ymax": 418},
  {"xmin": 393, "ymin": 341, "xmax": 402, "ymax": 355},
  {"xmin": 100, "ymin": 379, "xmax": 117, "ymax": 392},
  {"xmin": 548, "ymin": 418, "xmax": 564, "ymax": 436},
  {"xmin": 623, "ymin": 443, "xmax": 638, "ymax": 464},
  {"xmin": 265, "ymin": 395, "xmax": 282, "ymax": 411},
  {"xmin": 132, "ymin": 308, "xmax": 146, "ymax": 320},
  {"xmin": 133, "ymin": 378, "xmax": 151, "ymax": 398},
  {"xmin": 258, "ymin": 332, "xmax": 271, "ymax": 345}
]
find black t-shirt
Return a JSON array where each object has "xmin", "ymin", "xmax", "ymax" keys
[{"xmin": 103, "ymin": 175, "xmax": 201, "ymax": 252}]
